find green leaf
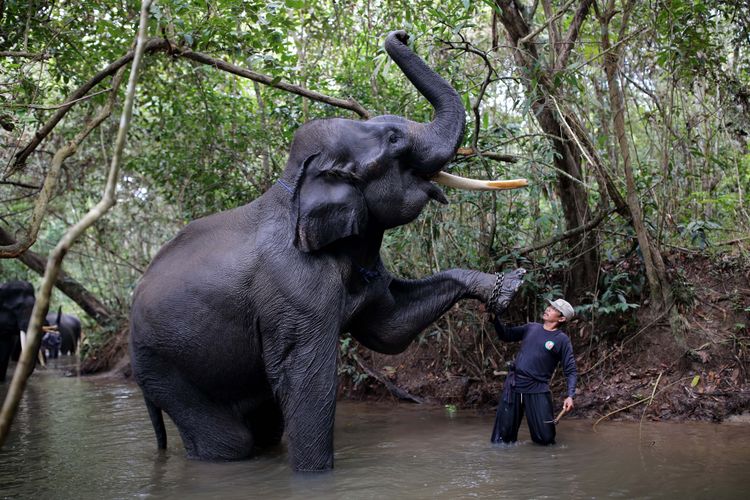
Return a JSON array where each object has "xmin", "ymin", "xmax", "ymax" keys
[
  {"xmin": 691, "ymin": 375, "xmax": 700, "ymax": 387},
  {"xmin": 285, "ymin": 0, "xmax": 305, "ymax": 9}
]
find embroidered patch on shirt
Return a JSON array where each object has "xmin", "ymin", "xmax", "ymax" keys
[{"xmin": 545, "ymin": 340, "xmax": 555, "ymax": 350}]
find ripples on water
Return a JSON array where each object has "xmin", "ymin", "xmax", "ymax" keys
[{"xmin": 1, "ymin": 360, "xmax": 749, "ymax": 499}]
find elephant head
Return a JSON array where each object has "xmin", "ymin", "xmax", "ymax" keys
[
  {"xmin": 0, "ymin": 281, "xmax": 35, "ymax": 334},
  {"xmin": 283, "ymin": 31, "xmax": 512, "ymax": 252}
]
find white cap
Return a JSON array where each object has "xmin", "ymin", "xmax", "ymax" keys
[{"xmin": 548, "ymin": 298, "xmax": 575, "ymax": 319}]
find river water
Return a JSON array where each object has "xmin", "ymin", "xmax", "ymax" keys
[{"xmin": 1, "ymin": 359, "xmax": 749, "ymax": 499}]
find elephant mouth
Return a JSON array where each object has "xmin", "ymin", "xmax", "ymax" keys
[
  {"xmin": 424, "ymin": 182, "xmax": 449, "ymax": 204},
  {"xmin": 432, "ymin": 172, "xmax": 529, "ymax": 191}
]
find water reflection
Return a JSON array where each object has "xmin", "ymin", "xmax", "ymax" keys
[{"xmin": 1, "ymin": 362, "xmax": 749, "ymax": 499}]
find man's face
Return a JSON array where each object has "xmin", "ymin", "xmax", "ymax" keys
[{"xmin": 542, "ymin": 306, "xmax": 565, "ymax": 323}]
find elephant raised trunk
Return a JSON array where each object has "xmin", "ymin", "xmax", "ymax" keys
[{"xmin": 384, "ymin": 30, "xmax": 465, "ymax": 174}]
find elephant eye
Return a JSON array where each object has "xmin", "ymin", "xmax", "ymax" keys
[{"xmin": 388, "ymin": 133, "xmax": 400, "ymax": 144}]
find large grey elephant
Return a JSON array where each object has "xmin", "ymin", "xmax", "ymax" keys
[
  {"xmin": 45, "ymin": 308, "xmax": 82, "ymax": 356},
  {"xmin": 0, "ymin": 280, "xmax": 36, "ymax": 383},
  {"xmin": 130, "ymin": 31, "xmax": 524, "ymax": 471}
]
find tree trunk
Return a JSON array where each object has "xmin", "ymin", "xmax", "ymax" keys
[
  {"xmin": 598, "ymin": 3, "xmax": 673, "ymax": 312},
  {"xmin": 494, "ymin": 0, "xmax": 599, "ymax": 297}
]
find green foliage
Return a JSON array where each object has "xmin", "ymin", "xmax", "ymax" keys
[
  {"xmin": 1, "ymin": 0, "xmax": 749, "ymax": 369},
  {"xmin": 578, "ymin": 270, "xmax": 643, "ymax": 319},
  {"xmin": 681, "ymin": 220, "xmax": 722, "ymax": 250}
]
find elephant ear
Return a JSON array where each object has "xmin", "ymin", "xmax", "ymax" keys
[{"xmin": 293, "ymin": 154, "xmax": 367, "ymax": 252}]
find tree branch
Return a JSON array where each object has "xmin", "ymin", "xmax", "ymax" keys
[
  {"xmin": 0, "ymin": 67, "xmax": 127, "ymax": 258},
  {"xmin": 555, "ymin": 0, "xmax": 596, "ymax": 71},
  {"xmin": 513, "ymin": 207, "xmax": 615, "ymax": 256},
  {"xmin": 456, "ymin": 147, "xmax": 518, "ymax": 163},
  {"xmin": 549, "ymin": 95, "xmax": 629, "ymax": 215},
  {"xmin": 0, "ymin": 51, "xmax": 49, "ymax": 59},
  {"xmin": 0, "ymin": 226, "xmax": 116, "ymax": 327},
  {"xmin": 175, "ymin": 48, "xmax": 370, "ymax": 119},
  {"xmin": 6, "ymin": 37, "xmax": 373, "ymax": 176},
  {"xmin": 7, "ymin": 38, "xmax": 171, "ymax": 174},
  {"xmin": 0, "ymin": 0, "xmax": 152, "ymax": 449},
  {"xmin": 442, "ymin": 37, "xmax": 498, "ymax": 152},
  {"xmin": 352, "ymin": 354, "xmax": 424, "ymax": 404},
  {"xmin": 6, "ymin": 88, "xmax": 113, "ymax": 110},
  {"xmin": 0, "ymin": 180, "xmax": 40, "ymax": 190},
  {"xmin": 519, "ymin": 0, "xmax": 576, "ymax": 45}
]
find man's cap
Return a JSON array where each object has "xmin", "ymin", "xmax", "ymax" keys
[{"xmin": 548, "ymin": 298, "xmax": 575, "ymax": 319}]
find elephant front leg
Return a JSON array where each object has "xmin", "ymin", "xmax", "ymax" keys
[
  {"xmin": 352, "ymin": 268, "xmax": 525, "ymax": 354},
  {"xmin": 268, "ymin": 327, "xmax": 339, "ymax": 472}
]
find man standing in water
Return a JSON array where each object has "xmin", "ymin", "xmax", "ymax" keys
[{"xmin": 491, "ymin": 298, "xmax": 578, "ymax": 445}]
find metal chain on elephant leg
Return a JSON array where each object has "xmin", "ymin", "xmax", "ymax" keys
[
  {"xmin": 488, "ymin": 268, "xmax": 526, "ymax": 316},
  {"xmin": 488, "ymin": 273, "xmax": 504, "ymax": 315}
]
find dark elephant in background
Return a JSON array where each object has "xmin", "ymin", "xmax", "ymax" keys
[
  {"xmin": 130, "ymin": 31, "xmax": 525, "ymax": 471},
  {"xmin": 1, "ymin": 280, "xmax": 36, "ymax": 383},
  {"xmin": 45, "ymin": 308, "xmax": 82, "ymax": 356}
]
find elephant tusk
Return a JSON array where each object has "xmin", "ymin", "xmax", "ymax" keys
[{"xmin": 433, "ymin": 171, "xmax": 528, "ymax": 191}]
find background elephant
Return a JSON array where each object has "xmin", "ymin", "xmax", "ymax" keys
[
  {"xmin": 0, "ymin": 280, "xmax": 36, "ymax": 383},
  {"xmin": 45, "ymin": 308, "xmax": 82, "ymax": 356},
  {"xmin": 131, "ymin": 31, "xmax": 518, "ymax": 471}
]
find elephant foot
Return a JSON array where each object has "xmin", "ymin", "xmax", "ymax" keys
[
  {"xmin": 488, "ymin": 268, "xmax": 526, "ymax": 316},
  {"xmin": 292, "ymin": 452, "xmax": 334, "ymax": 472}
]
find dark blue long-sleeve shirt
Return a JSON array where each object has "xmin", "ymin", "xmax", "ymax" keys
[{"xmin": 493, "ymin": 319, "xmax": 577, "ymax": 398}]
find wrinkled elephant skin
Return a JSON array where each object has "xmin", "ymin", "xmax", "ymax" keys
[
  {"xmin": 0, "ymin": 281, "xmax": 35, "ymax": 383},
  {"xmin": 130, "ymin": 31, "xmax": 507, "ymax": 471},
  {"xmin": 45, "ymin": 312, "xmax": 81, "ymax": 356}
]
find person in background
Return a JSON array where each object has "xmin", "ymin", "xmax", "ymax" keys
[
  {"xmin": 491, "ymin": 298, "xmax": 578, "ymax": 445},
  {"xmin": 41, "ymin": 329, "xmax": 61, "ymax": 359}
]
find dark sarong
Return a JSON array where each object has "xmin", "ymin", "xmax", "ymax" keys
[{"xmin": 491, "ymin": 367, "xmax": 556, "ymax": 445}]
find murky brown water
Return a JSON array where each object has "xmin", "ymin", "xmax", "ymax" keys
[{"xmin": 1, "ymin": 359, "xmax": 749, "ymax": 499}]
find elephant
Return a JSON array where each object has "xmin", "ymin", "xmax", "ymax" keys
[
  {"xmin": 0, "ymin": 280, "xmax": 36, "ymax": 383},
  {"xmin": 45, "ymin": 308, "xmax": 82, "ymax": 356},
  {"xmin": 130, "ymin": 30, "xmax": 525, "ymax": 471}
]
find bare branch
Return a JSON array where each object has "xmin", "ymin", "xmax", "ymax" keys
[
  {"xmin": 0, "ymin": 180, "xmax": 39, "ymax": 190},
  {"xmin": 456, "ymin": 147, "xmax": 518, "ymax": 163},
  {"xmin": 569, "ymin": 26, "xmax": 648, "ymax": 72},
  {"xmin": 442, "ymin": 37, "xmax": 497, "ymax": 152},
  {"xmin": 0, "ymin": 51, "xmax": 49, "ymax": 59},
  {"xmin": 176, "ymin": 48, "xmax": 370, "ymax": 119},
  {"xmin": 555, "ymin": 0, "xmax": 596, "ymax": 71},
  {"xmin": 549, "ymin": 95, "xmax": 629, "ymax": 214},
  {"xmin": 519, "ymin": 0, "xmax": 576, "ymax": 45},
  {"xmin": 513, "ymin": 207, "xmax": 615, "ymax": 256},
  {"xmin": 6, "ymin": 88, "xmax": 113, "ymax": 110},
  {"xmin": 352, "ymin": 354, "xmax": 424, "ymax": 404}
]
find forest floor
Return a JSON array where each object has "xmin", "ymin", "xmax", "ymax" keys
[{"xmin": 339, "ymin": 251, "xmax": 750, "ymax": 423}]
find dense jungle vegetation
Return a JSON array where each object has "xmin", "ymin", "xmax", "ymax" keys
[{"xmin": 1, "ymin": 1, "xmax": 748, "ymax": 418}]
